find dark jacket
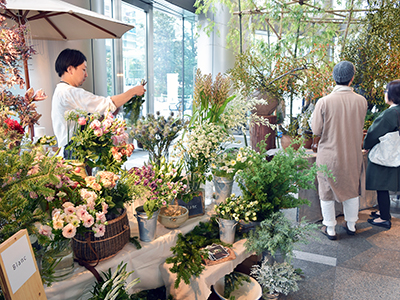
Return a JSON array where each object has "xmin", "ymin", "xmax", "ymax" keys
[{"xmin": 363, "ymin": 105, "xmax": 400, "ymax": 191}]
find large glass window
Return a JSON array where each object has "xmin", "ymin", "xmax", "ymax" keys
[
  {"xmin": 153, "ymin": 10, "xmax": 183, "ymax": 117},
  {"xmin": 104, "ymin": 0, "xmax": 197, "ymax": 119},
  {"xmin": 153, "ymin": 9, "xmax": 197, "ymax": 117},
  {"xmin": 104, "ymin": 0, "xmax": 114, "ymax": 96},
  {"xmin": 121, "ymin": 3, "xmax": 147, "ymax": 93}
]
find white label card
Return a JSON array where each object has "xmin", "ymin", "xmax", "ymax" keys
[{"xmin": 1, "ymin": 234, "xmax": 37, "ymax": 294}]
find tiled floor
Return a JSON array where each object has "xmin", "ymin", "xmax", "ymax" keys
[{"xmin": 280, "ymin": 200, "xmax": 400, "ymax": 300}]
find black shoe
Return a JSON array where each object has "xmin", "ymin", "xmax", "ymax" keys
[
  {"xmin": 321, "ymin": 226, "xmax": 337, "ymax": 240},
  {"xmin": 342, "ymin": 223, "xmax": 356, "ymax": 235},
  {"xmin": 367, "ymin": 218, "xmax": 391, "ymax": 229},
  {"xmin": 369, "ymin": 211, "xmax": 380, "ymax": 218}
]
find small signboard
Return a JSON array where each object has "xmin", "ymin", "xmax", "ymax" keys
[
  {"xmin": 177, "ymin": 189, "xmax": 205, "ymax": 218},
  {"xmin": 0, "ymin": 230, "xmax": 46, "ymax": 300}
]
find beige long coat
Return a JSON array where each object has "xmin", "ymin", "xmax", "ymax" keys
[{"xmin": 311, "ymin": 86, "xmax": 367, "ymax": 202}]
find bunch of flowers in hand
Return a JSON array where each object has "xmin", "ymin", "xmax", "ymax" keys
[
  {"xmin": 174, "ymin": 120, "xmax": 235, "ymax": 191},
  {"xmin": 214, "ymin": 194, "xmax": 258, "ymax": 222},
  {"xmin": 131, "ymin": 111, "xmax": 188, "ymax": 167},
  {"xmin": 65, "ymin": 109, "xmax": 134, "ymax": 173},
  {"xmin": 211, "ymin": 147, "xmax": 253, "ymax": 180},
  {"xmin": 127, "ymin": 156, "xmax": 187, "ymax": 218}
]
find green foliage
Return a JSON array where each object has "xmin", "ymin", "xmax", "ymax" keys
[
  {"xmin": 251, "ymin": 260, "xmax": 301, "ymax": 296},
  {"xmin": 105, "ymin": 170, "xmax": 135, "ymax": 215},
  {"xmin": 244, "ymin": 211, "xmax": 318, "ymax": 260},
  {"xmin": 0, "ymin": 144, "xmax": 74, "ymax": 243},
  {"xmin": 364, "ymin": 109, "xmax": 382, "ymax": 130},
  {"xmin": 129, "ymin": 236, "xmax": 142, "ymax": 249},
  {"xmin": 223, "ymin": 272, "xmax": 251, "ymax": 300},
  {"xmin": 123, "ymin": 79, "xmax": 146, "ymax": 126},
  {"xmin": 89, "ymin": 262, "xmax": 139, "ymax": 300},
  {"xmin": 166, "ymin": 218, "xmax": 222, "ymax": 288},
  {"xmin": 190, "ymin": 69, "xmax": 235, "ymax": 128},
  {"xmin": 341, "ymin": 1, "xmax": 400, "ymax": 108},
  {"xmin": 236, "ymin": 138, "xmax": 331, "ymax": 220}
]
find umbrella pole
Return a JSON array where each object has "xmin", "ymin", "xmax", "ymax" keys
[
  {"xmin": 23, "ymin": 58, "xmax": 34, "ymax": 141},
  {"xmin": 20, "ymin": 22, "xmax": 34, "ymax": 141}
]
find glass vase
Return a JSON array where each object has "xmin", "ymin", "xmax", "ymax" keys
[
  {"xmin": 187, "ymin": 171, "xmax": 202, "ymax": 192},
  {"xmin": 52, "ymin": 240, "xmax": 75, "ymax": 281}
]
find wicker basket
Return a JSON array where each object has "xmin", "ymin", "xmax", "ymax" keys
[{"xmin": 72, "ymin": 209, "xmax": 130, "ymax": 264}]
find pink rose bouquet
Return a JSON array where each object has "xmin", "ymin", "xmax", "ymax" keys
[
  {"xmin": 64, "ymin": 109, "xmax": 134, "ymax": 172},
  {"xmin": 38, "ymin": 169, "xmax": 133, "ymax": 244}
]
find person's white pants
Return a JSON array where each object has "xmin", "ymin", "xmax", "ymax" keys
[{"xmin": 320, "ymin": 197, "xmax": 359, "ymax": 227}]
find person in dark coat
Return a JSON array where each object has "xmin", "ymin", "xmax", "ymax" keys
[{"xmin": 363, "ymin": 79, "xmax": 400, "ymax": 229}]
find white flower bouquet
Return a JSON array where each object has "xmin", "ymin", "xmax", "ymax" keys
[
  {"xmin": 211, "ymin": 147, "xmax": 254, "ymax": 180},
  {"xmin": 214, "ymin": 193, "xmax": 258, "ymax": 222}
]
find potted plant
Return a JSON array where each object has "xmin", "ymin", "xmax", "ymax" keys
[
  {"xmin": 298, "ymin": 104, "xmax": 314, "ymax": 149},
  {"xmin": 131, "ymin": 111, "xmax": 187, "ymax": 167},
  {"xmin": 279, "ymin": 116, "xmax": 303, "ymax": 150},
  {"xmin": 64, "ymin": 109, "xmax": 134, "ymax": 173},
  {"xmin": 127, "ymin": 157, "xmax": 187, "ymax": 240},
  {"xmin": 236, "ymin": 138, "xmax": 330, "ymax": 221},
  {"xmin": 213, "ymin": 271, "xmax": 262, "ymax": 300},
  {"xmin": 250, "ymin": 259, "xmax": 302, "ymax": 299},
  {"xmin": 244, "ymin": 211, "xmax": 317, "ymax": 262},
  {"xmin": 214, "ymin": 194, "xmax": 258, "ymax": 244},
  {"xmin": 211, "ymin": 146, "xmax": 253, "ymax": 202}
]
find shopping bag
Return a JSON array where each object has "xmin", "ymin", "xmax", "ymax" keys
[{"xmin": 369, "ymin": 130, "xmax": 400, "ymax": 167}]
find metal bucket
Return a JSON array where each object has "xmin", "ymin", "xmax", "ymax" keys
[
  {"xmin": 134, "ymin": 206, "xmax": 159, "ymax": 242},
  {"xmin": 213, "ymin": 176, "xmax": 234, "ymax": 203},
  {"xmin": 217, "ymin": 218, "xmax": 238, "ymax": 244}
]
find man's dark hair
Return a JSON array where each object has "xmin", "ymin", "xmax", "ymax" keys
[
  {"xmin": 55, "ymin": 48, "xmax": 87, "ymax": 77},
  {"xmin": 387, "ymin": 79, "xmax": 400, "ymax": 105}
]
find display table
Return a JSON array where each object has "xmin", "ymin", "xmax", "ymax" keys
[
  {"xmin": 44, "ymin": 206, "xmax": 212, "ymax": 300},
  {"xmin": 160, "ymin": 239, "xmax": 252, "ymax": 300}
]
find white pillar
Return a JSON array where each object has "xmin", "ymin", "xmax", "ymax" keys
[{"xmin": 197, "ymin": 3, "xmax": 235, "ymax": 77}]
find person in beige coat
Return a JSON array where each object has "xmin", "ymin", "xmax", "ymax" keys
[{"xmin": 311, "ymin": 61, "xmax": 368, "ymax": 240}]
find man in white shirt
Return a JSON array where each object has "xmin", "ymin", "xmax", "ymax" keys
[{"xmin": 51, "ymin": 48, "xmax": 145, "ymax": 154}]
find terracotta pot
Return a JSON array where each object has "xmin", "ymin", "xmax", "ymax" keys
[
  {"xmin": 251, "ymin": 90, "xmax": 280, "ymax": 115},
  {"xmin": 281, "ymin": 135, "xmax": 301, "ymax": 150},
  {"xmin": 250, "ymin": 115, "xmax": 277, "ymax": 152}
]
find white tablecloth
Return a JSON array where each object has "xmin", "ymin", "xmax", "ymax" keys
[{"xmin": 44, "ymin": 205, "xmax": 212, "ymax": 300}]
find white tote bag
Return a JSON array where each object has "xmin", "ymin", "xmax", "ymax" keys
[{"xmin": 369, "ymin": 130, "xmax": 400, "ymax": 167}]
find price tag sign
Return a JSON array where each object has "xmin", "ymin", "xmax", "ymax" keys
[{"xmin": 1, "ymin": 234, "xmax": 36, "ymax": 294}]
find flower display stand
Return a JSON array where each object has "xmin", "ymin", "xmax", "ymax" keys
[{"xmin": 72, "ymin": 209, "xmax": 130, "ymax": 264}]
